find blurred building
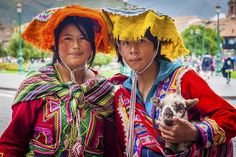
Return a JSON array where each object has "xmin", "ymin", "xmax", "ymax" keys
[
  {"xmin": 207, "ymin": 0, "xmax": 236, "ymax": 55},
  {"xmin": 174, "ymin": 0, "xmax": 236, "ymax": 57},
  {"xmin": 174, "ymin": 16, "xmax": 204, "ymax": 32},
  {"xmin": 0, "ymin": 22, "xmax": 29, "ymax": 50},
  {"xmin": 0, "ymin": 24, "xmax": 14, "ymax": 49}
]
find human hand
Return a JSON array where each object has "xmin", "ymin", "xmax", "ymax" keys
[{"xmin": 157, "ymin": 116, "xmax": 197, "ymax": 143}]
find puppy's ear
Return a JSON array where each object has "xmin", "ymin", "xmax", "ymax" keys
[
  {"xmin": 150, "ymin": 97, "xmax": 161, "ymax": 108},
  {"xmin": 185, "ymin": 98, "xmax": 199, "ymax": 110}
]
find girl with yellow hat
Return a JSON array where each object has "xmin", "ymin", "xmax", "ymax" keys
[
  {"xmin": 102, "ymin": 7, "xmax": 236, "ymax": 157},
  {"xmin": 0, "ymin": 5, "xmax": 118, "ymax": 157}
]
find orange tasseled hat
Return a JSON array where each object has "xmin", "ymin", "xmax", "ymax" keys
[{"xmin": 21, "ymin": 5, "xmax": 109, "ymax": 53}]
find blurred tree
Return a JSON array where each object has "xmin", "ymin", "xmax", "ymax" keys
[
  {"xmin": 92, "ymin": 53, "xmax": 113, "ymax": 67},
  {"xmin": 6, "ymin": 33, "xmax": 51, "ymax": 62},
  {"xmin": 23, "ymin": 42, "xmax": 51, "ymax": 62},
  {"xmin": 6, "ymin": 33, "xmax": 18, "ymax": 58},
  {"xmin": 0, "ymin": 43, "xmax": 7, "ymax": 57},
  {"xmin": 181, "ymin": 25, "xmax": 223, "ymax": 56}
]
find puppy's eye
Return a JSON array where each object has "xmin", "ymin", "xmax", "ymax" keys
[{"xmin": 175, "ymin": 103, "xmax": 185, "ymax": 112}]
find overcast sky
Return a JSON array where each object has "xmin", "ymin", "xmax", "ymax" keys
[{"xmin": 128, "ymin": 0, "xmax": 228, "ymax": 19}]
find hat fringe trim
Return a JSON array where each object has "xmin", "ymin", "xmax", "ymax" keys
[
  {"xmin": 112, "ymin": 25, "xmax": 189, "ymax": 61},
  {"xmin": 103, "ymin": 8, "xmax": 189, "ymax": 60},
  {"xmin": 21, "ymin": 5, "xmax": 109, "ymax": 53}
]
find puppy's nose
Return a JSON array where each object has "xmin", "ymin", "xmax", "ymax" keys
[
  {"xmin": 164, "ymin": 107, "xmax": 173, "ymax": 118},
  {"xmin": 163, "ymin": 107, "xmax": 174, "ymax": 126}
]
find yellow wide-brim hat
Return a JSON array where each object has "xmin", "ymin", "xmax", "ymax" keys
[
  {"xmin": 22, "ymin": 5, "xmax": 109, "ymax": 53},
  {"xmin": 102, "ymin": 7, "xmax": 189, "ymax": 60}
]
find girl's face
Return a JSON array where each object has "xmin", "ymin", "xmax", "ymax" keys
[
  {"xmin": 58, "ymin": 24, "xmax": 92, "ymax": 69},
  {"xmin": 119, "ymin": 37, "xmax": 156, "ymax": 72}
]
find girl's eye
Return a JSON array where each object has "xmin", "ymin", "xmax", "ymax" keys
[
  {"xmin": 138, "ymin": 39, "xmax": 145, "ymax": 43},
  {"xmin": 78, "ymin": 35, "xmax": 86, "ymax": 40},
  {"xmin": 175, "ymin": 103, "xmax": 185, "ymax": 112},
  {"xmin": 64, "ymin": 37, "xmax": 73, "ymax": 40},
  {"xmin": 122, "ymin": 41, "xmax": 129, "ymax": 45}
]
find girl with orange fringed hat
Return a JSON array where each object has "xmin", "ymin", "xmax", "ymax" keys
[
  {"xmin": 0, "ymin": 5, "xmax": 119, "ymax": 157},
  {"xmin": 102, "ymin": 7, "xmax": 236, "ymax": 157}
]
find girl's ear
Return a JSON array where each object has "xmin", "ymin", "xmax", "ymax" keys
[
  {"xmin": 119, "ymin": 50, "xmax": 124, "ymax": 57},
  {"xmin": 116, "ymin": 41, "xmax": 124, "ymax": 57}
]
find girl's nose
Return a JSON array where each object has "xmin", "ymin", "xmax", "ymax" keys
[
  {"xmin": 72, "ymin": 40, "xmax": 80, "ymax": 49},
  {"xmin": 129, "ymin": 43, "xmax": 138, "ymax": 54}
]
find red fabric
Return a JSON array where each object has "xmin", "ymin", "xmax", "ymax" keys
[
  {"xmin": 109, "ymin": 73, "xmax": 128, "ymax": 85},
  {"xmin": 181, "ymin": 70, "xmax": 236, "ymax": 142},
  {"xmin": 114, "ymin": 69, "xmax": 236, "ymax": 156},
  {"xmin": 103, "ymin": 117, "xmax": 120, "ymax": 157},
  {"xmin": 0, "ymin": 99, "xmax": 44, "ymax": 157},
  {"xmin": 0, "ymin": 98, "xmax": 120, "ymax": 157}
]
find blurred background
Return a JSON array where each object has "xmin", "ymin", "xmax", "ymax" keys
[{"xmin": 0, "ymin": 0, "xmax": 235, "ymax": 78}]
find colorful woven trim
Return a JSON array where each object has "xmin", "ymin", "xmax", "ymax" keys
[
  {"xmin": 31, "ymin": 96, "xmax": 61, "ymax": 154},
  {"xmin": 13, "ymin": 63, "xmax": 115, "ymax": 118},
  {"xmin": 21, "ymin": 5, "xmax": 109, "ymax": 53},
  {"xmin": 197, "ymin": 117, "xmax": 226, "ymax": 148},
  {"xmin": 102, "ymin": 7, "xmax": 189, "ymax": 60}
]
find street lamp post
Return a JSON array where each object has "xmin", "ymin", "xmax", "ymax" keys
[
  {"xmin": 215, "ymin": 3, "xmax": 221, "ymax": 74},
  {"xmin": 16, "ymin": 2, "xmax": 24, "ymax": 73},
  {"xmin": 194, "ymin": 29, "xmax": 200, "ymax": 56},
  {"xmin": 190, "ymin": 29, "xmax": 194, "ymax": 54},
  {"xmin": 123, "ymin": 0, "xmax": 128, "ymax": 8},
  {"xmin": 201, "ymin": 24, "xmax": 205, "ymax": 57}
]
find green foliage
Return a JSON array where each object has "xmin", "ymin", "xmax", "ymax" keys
[
  {"xmin": 0, "ymin": 62, "xmax": 18, "ymax": 71},
  {"xmin": 6, "ymin": 33, "xmax": 20, "ymax": 58},
  {"xmin": 181, "ymin": 25, "xmax": 223, "ymax": 56},
  {"xmin": 92, "ymin": 53, "xmax": 113, "ymax": 67},
  {"xmin": 100, "ymin": 69, "xmax": 119, "ymax": 78},
  {"xmin": 6, "ymin": 32, "xmax": 51, "ymax": 62},
  {"xmin": 232, "ymin": 71, "xmax": 236, "ymax": 79},
  {"xmin": 0, "ymin": 62, "xmax": 29, "ymax": 72},
  {"xmin": 23, "ymin": 42, "xmax": 51, "ymax": 61},
  {"xmin": 0, "ymin": 43, "xmax": 7, "ymax": 57}
]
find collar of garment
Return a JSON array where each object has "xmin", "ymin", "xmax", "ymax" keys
[
  {"xmin": 13, "ymin": 63, "xmax": 114, "ymax": 117},
  {"xmin": 123, "ymin": 59, "xmax": 182, "ymax": 104}
]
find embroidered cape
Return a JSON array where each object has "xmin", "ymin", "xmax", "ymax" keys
[{"xmin": 12, "ymin": 63, "xmax": 115, "ymax": 156}]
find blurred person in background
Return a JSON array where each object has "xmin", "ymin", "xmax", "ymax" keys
[
  {"xmin": 222, "ymin": 54, "xmax": 234, "ymax": 84},
  {"xmin": 201, "ymin": 52, "xmax": 213, "ymax": 81}
]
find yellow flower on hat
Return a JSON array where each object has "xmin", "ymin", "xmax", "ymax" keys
[
  {"xmin": 21, "ymin": 5, "xmax": 110, "ymax": 53},
  {"xmin": 102, "ymin": 7, "xmax": 189, "ymax": 60}
]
